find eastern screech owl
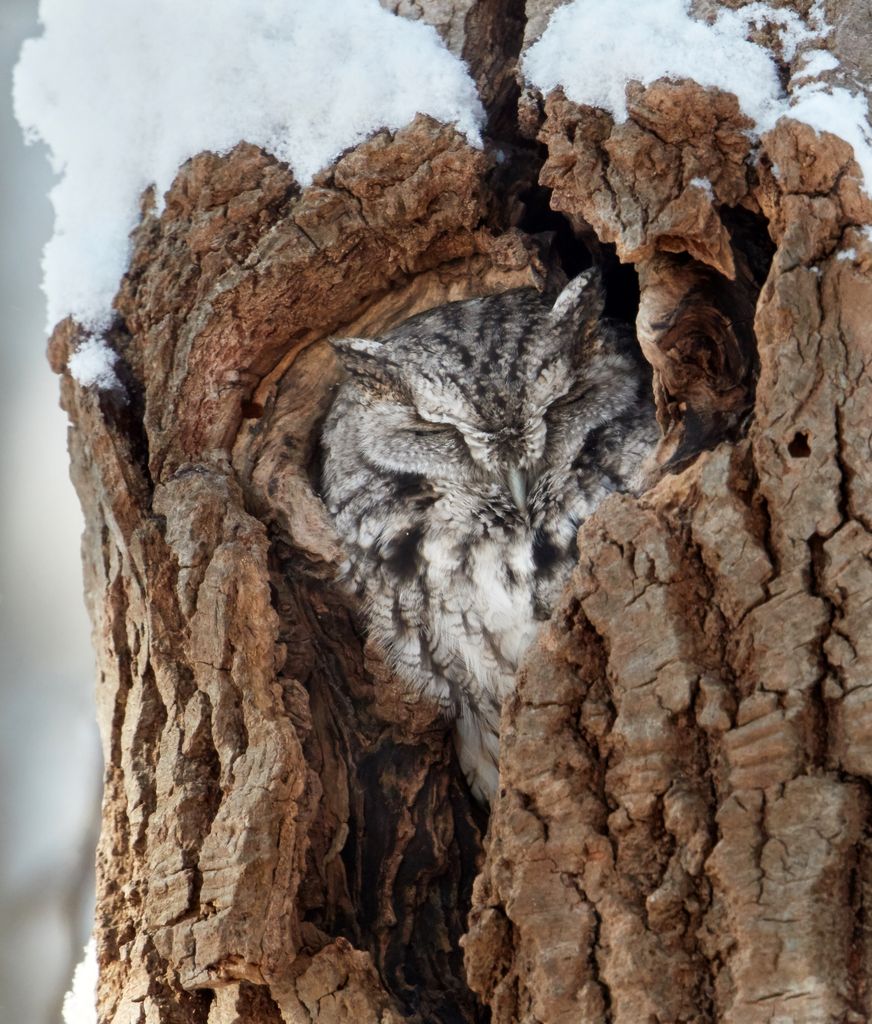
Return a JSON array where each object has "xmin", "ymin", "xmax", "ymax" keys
[{"xmin": 320, "ymin": 269, "xmax": 658, "ymax": 803}]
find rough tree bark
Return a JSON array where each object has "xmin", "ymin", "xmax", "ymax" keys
[{"xmin": 51, "ymin": 2, "xmax": 871, "ymax": 1022}]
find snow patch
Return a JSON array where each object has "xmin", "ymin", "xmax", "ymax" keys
[
  {"xmin": 14, "ymin": 0, "xmax": 484, "ymax": 333},
  {"xmin": 716, "ymin": 2, "xmax": 817, "ymax": 61},
  {"xmin": 795, "ymin": 49, "xmax": 839, "ymax": 79},
  {"xmin": 62, "ymin": 939, "xmax": 97, "ymax": 1024},
  {"xmin": 525, "ymin": 0, "xmax": 872, "ymax": 198},
  {"xmin": 524, "ymin": 0, "xmax": 786, "ymax": 126},
  {"xmin": 67, "ymin": 338, "xmax": 121, "ymax": 390},
  {"xmin": 788, "ymin": 85, "xmax": 872, "ymax": 192},
  {"xmin": 808, "ymin": 0, "xmax": 828, "ymax": 32},
  {"xmin": 689, "ymin": 176, "xmax": 713, "ymax": 197},
  {"xmin": 836, "ymin": 248, "xmax": 857, "ymax": 261}
]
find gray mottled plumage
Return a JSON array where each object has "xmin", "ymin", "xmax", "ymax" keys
[{"xmin": 320, "ymin": 270, "xmax": 658, "ymax": 803}]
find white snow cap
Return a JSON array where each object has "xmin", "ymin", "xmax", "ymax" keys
[
  {"xmin": 67, "ymin": 337, "xmax": 121, "ymax": 390},
  {"xmin": 14, "ymin": 0, "xmax": 484, "ymax": 336},
  {"xmin": 62, "ymin": 939, "xmax": 97, "ymax": 1024},
  {"xmin": 525, "ymin": 0, "xmax": 872, "ymax": 197},
  {"xmin": 795, "ymin": 49, "xmax": 840, "ymax": 80}
]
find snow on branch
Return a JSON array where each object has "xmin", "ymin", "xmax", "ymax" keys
[
  {"xmin": 67, "ymin": 337, "xmax": 121, "ymax": 390},
  {"xmin": 525, "ymin": 0, "xmax": 872, "ymax": 199},
  {"xmin": 13, "ymin": 0, "xmax": 484, "ymax": 339},
  {"xmin": 62, "ymin": 939, "xmax": 97, "ymax": 1024}
]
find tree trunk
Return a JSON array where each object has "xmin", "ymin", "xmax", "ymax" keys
[{"xmin": 52, "ymin": 2, "xmax": 872, "ymax": 1022}]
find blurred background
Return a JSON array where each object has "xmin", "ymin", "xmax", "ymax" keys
[{"xmin": 1, "ymin": 2, "xmax": 102, "ymax": 1023}]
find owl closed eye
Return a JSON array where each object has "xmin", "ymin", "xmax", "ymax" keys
[{"xmin": 320, "ymin": 268, "xmax": 658, "ymax": 804}]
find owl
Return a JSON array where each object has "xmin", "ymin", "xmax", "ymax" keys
[{"xmin": 320, "ymin": 269, "xmax": 658, "ymax": 803}]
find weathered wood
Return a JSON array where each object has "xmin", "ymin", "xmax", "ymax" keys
[
  {"xmin": 465, "ymin": 11, "xmax": 872, "ymax": 1021},
  {"xmin": 54, "ymin": 115, "xmax": 539, "ymax": 1024}
]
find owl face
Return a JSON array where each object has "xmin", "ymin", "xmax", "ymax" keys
[{"xmin": 329, "ymin": 271, "xmax": 636, "ymax": 510}]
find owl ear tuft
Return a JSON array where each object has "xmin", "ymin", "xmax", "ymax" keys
[
  {"xmin": 330, "ymin": 336, "xmax": 388, "ymax": 378},
  {"xmin": 549, "ymin": 268, "xmax": 605, "ymax": 332}
]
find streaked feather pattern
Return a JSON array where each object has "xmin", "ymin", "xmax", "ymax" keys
[{"xmin": 320, "ymin": 270, "xmax": 658, "ymax": 803}]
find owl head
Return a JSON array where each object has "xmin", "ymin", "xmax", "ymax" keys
[{"xmin": 326, "ymin": 269, "xmax": 644, "ymax": 506}]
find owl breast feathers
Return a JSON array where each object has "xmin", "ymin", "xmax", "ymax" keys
[{"xmin": 320, "ymin": 269, "xmax": 658, "ymax": 803}]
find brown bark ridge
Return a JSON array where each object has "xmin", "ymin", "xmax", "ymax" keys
[
  {"xmin": 464, "ymin": 4, "xmax": 872, "ymax": 1022},
  {"xmin": 52, "ymin": 113, "xmax": 547, "ymax": 1024},
  {"xmin": 50, "ymin": 1, "xmax": 871, "ymax": 1022}
]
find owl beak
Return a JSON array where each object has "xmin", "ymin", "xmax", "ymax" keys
[{"xmin": 506, "ymin": 464, "xmax": 527, "ymax": 515}]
